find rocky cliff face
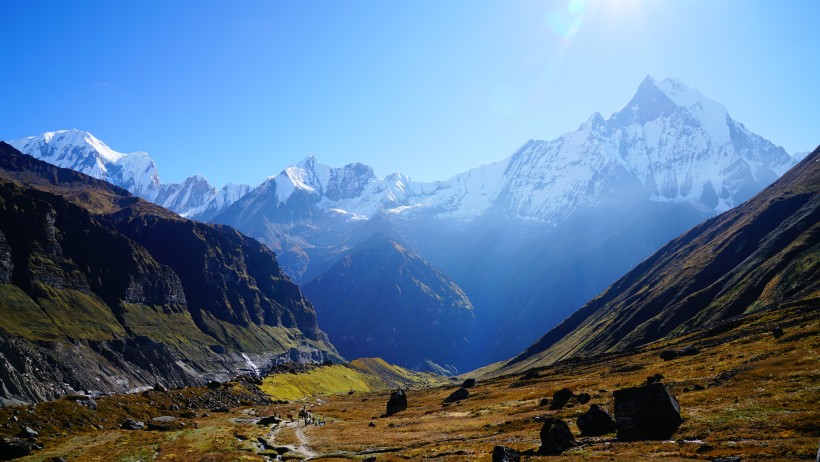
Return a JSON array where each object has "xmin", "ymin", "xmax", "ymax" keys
[{"xmin": 0, "ymin": 142, "xmax": 338, "ymax": 405}]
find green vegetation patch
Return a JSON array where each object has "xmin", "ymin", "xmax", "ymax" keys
[
  {"xmin": 32, "ymin": 283, "xmax": 125, "ymax": 340},
  {"xmin": 0, "ymin": 284, "xmax": 57, "ymax": 340},
  {"xmin": 261, "ymin": 364, "xmax": 377, "ymax": 401}
]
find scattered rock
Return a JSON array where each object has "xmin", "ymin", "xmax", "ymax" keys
[
  {"xmin": 492, "ymin": 445, "xmax": 521, "ymax": 462},
  {"xmin": 368, "ymin": 421, "xmax": 376, "ymax": 428},
  {"xmin": 538, "ymin": 418, "xmax": 577, "ymax": 455},
  {"xmin": 154, "ymin": 383, "xmax": 168, "ymax": 392},
  {"xmin": 121, "ymin": 419, "xmax": 145, "ymax": 430},
  {"xmin": 0, "ymin": 437, "xmax": 32, "ymax": 459},
  {"xmin": 646, "ymin": 373, "xmax": 664, "ymax": 384},
  {"xmin": 386, "ymin": 389, "xmax": 408, "ymax": 415},
  {"xmin": 772, "ymin": 326, "xmax": 784, "ymax": 339},
  {"xmin": 549, "ymin": 388, "xmax": 574, "ymax": 410},
  {"xmin": 363, "ymin": 457, "xmax": 376, "ymax": 462},
  {"xmin": 19, "ymin": 426, "xmax": 38, "ymax": 439},
  {"xmin": 521, "ymin": 370, "xmax": 540, "ymax": 380},
  {"xmin": 614, "ymin": 382, "xmax": 683, "ymax": 441},
  {"xmin": 444, "ymin": 387, "xmax": 470, "ymax": 403},
  {"xmin": 678, "ymin": 345, "xmax": 700, "ymax": 356},
  {"xmin": 576, "ymin": 392, "xmax": 591, "ymax": 404},
  {"xmin": 539, "ymin": 398, "xmax": 550, "ymax": 407},
  {"xmin": 207, "ymin": 381, "xmax": 222, "ymax": 389},
  {"xmin": 659, "ymin": 350, "xmax": 678, "ymax": 361},
  {"xmin": 348, "ymin": 390, "xmax": 355, "ymax": 395},
  {"xmin": 76, "ymin": 397, "xmax": 97, "ymax": 410},
  {"xmin": 462, "ymin": 378, "xmax": 477, "ymax": 388},
  {"xmin": 692, "ymin": 384, "xmax": 705, "ymax": 391},
  {"xmin": 713, "ymin": 457, "xmax": 742, "ymax": 462},
  {"xmin": 147, "ymin": 416, "xmax": 184, "ymax": 431},
  {"xmin": 257, "ymin": 415, "xmax": 282, "ymax": 426},
  {"xmin": 577, "ymin": 404, "xmax": 616, "ymax": 436},
  {"xmin": 46, "ymin": 457, "xmax": 67, "ymax": 462}
]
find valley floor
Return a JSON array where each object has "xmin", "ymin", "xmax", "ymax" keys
[{"xmin": 1, "ymin": 305, "xmax": 818, "ymax": 461}]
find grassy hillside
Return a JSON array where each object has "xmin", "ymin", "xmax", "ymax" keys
[{"xmin": 260, "ymin": 360, "xmax": 443, "ymax": 401}]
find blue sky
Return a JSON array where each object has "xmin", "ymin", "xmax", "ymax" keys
[{"xmin": 2, "ymin": 1, "xmax": 818, "ymax": 187}]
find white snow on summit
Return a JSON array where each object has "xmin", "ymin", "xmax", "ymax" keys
[
  {"xmin": 239, "ymin": 76, "xmax": 796, "ymax": 224},
  {"xmin": 9, "ymin": 129, "xmax": 249, "ymax": 220}
]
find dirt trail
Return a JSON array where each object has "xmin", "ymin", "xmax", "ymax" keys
[{"xmin": 266, "ymin": 422, "xmax": 318, "ymax": 459}]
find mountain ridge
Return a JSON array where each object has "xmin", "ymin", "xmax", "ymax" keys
[
  {"xmin": 503, "ymin": 145, "xmax": 819, "ymax": 371},
  {"xmin": 0, "ymin": 142, "xmax": 338, "ymax": 404}
]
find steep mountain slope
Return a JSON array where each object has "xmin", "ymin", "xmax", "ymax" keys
[
  {"xmin": 9, "ymin": 130, "xmax": 249, "ymax": 220},
  {"xmin": 302, "ymin": 234, "xmax": 474, "ymax": 373},
  {"xmin": 0, "ymin": 143, "xmax": 337, "ymax": 405},
  {"xmin": 504, "ymin": 147, "xmax": 819, "ymax": 371}
]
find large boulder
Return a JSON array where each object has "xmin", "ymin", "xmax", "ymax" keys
[
  {"xmin": 549, "ymin": 388, "xmax": 574, "ymax": 410},
  {"xmin": 577, "ymin": 404, "xmax": 616, "ymax": 436},
  {"xmin": 462, "ymin": 378, "xmax": 476, "ymax": 389},
  {"xmin": 492, "ymin": 445, "xmax": 521, "ymax": 462},
  {"xmin": 386, "ymin": 389, "xmax": 408, "ymax": 415},
  {"xmin": 614, "ymin": 383, "xmax": 683, "ymax": 440},
  {"xmin": 444, "ymin": 387, "xmax": 469, "ymax": 403},
  {"xmin": 538, "ymin": 418, "xmax": 576, "ymax": 455},
  {"xmin": 121, "ymin": 419, "xmax": 145, "ymax": 430},
  {"xmin": 0, "ymin": 437, "xmax": 31, "ymax": 460}
]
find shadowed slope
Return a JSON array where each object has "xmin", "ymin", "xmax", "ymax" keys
[{"xmin": 505, "ymin": 146, "xmax": 819, "ymax": 370}]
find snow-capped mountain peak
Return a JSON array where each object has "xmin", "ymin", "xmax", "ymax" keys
[{"xmin": 9, "ymin": 130, "xmax": 250, "ymax": 221}]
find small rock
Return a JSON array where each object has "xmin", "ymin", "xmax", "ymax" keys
[
  {"xmin": 539, "ymin": 398, "xmax": 550, "ymax": 407},
  {"xmin": 207, "ymin": 381, "xmax": 222, "ymax": 389},
  {"xmin": 46, "ymin": 457, "xmax": 67, "ymax": 462},
  {"xmin": 444, "ymin": 387, "xmax": 469, "ymax": 403},
  {"xmin": 492, "ymin": 444, "xmax": 521, "ymax": 462},
  {"xmin": 538, "ymin": 418, "xmax": 576, "ymax": 455},
  {"xmin": 120, "ymin": 419, "xmax": 145, "ymax": 430},
  {"xmin": 19, "ymin": 426, "xmax": 38, "ymax": 439},
  {"xmin": 772, "ymin": 326, "xmax": 784, "ymax": 339},
  {"xmin": 76, "ymin": 398, "xmax": 97, "ymax": 410},
  {"xmin": 462, "ymin": 378, "xmax": 476, "ymax": 388},
  {"xmin": 646, "ymin": 373, "xmax": 664, "ymax": 384},
  {"xmin": 258, "ymin": 416, "xmax": 282, "ymax": 426},
  {"xmin": 692, "ymin": 384, "xmax": 705, "ymax": 391},
  {"xmin": 678, "ymin": 345, "xmax": 700, "ymax": 356},
  {"xmin": 576, "ymin": 392, "xmax": 591, "ymax": 404},
  {"xmin": 659, "ymin": 350, "xmax": 678, "ymax": 361},
  {"xmin": 521, "ymin": 370, "xmax": 540, "ymax": 380},
  {"xmin": 614, "ymin": 382, "xmax": 683, "ymax": 441},
  {"xmin": 713, "ymin": 457, "xmax": 742, "ymax": 462},
  {"xmin": 368, "ymin": 421, "xmax": 376, "ymax": 428},
  {"xmin": 386, "ymin": 389, "xmax": 408, "ymax": 416},
  {"xmin": 363, "ymin": 457, "xmax": 376, "ymax": 462},
  {"xmin": 549, "ymin": 388, "xmax": 573, "ymax": 410},
  {"xmin": 577, "ymin": 404, "xmax": 616, "ymax": 436},
  {"xmin": 348, "ymin": 390, "xmax": 355, "ymax": 395},
  {"xmin": 154, "ymin": 383, "xmax": 168, "ymax": 392},
  {"xmin": 0, "ymin": 437, "xmax": 32, "ymax": 459}
]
